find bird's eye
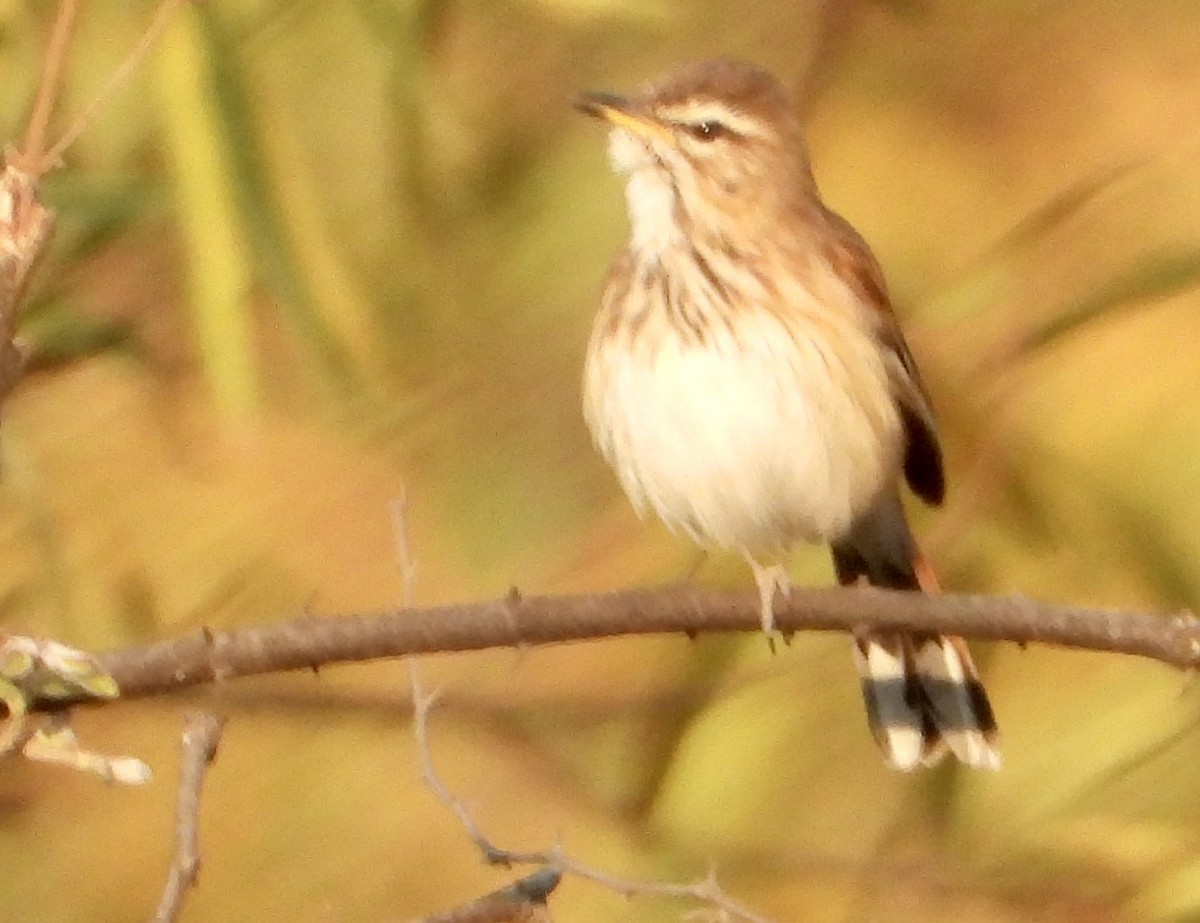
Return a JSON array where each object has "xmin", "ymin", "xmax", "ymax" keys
[{"xmin": 687, "ymin": 120, "xmax": 727, "ymax": 142}]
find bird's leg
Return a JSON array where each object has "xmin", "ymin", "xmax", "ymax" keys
[{"xmin": 744, "ymin": 554, "xmax": 790, "ymax": 639}]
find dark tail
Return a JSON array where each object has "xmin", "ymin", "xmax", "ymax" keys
[{"xmin": 833, "ymin": 494, "xmax": 999, "ymax": 771}]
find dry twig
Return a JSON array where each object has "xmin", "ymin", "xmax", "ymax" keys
[
  {"xmin": 410, "ymin": 676, "xmax": 546, "ymax": 867},
  {"xmin": 394, "ymin": 490, "xmax": 774, "ymax": 923},
  {"xmin": 43, "ymin": 0, "xmax": 191, "ymax": 170},
  {"xmin": 0, "ymin": 0, "xmax": 193, "ymax": 409},
  {"xmin": 411, "ymin": 677, "xmax": 779, "ymax": 923},
  {"xmin": 18, "ymin": 0, "xmax": 78, "ymax": 173},
  {"xmin": 54, "ymin": 585, "xmax": 1199, "ymax": 713},
  {"xmin": 151, "ymin": 711, "xmax": 225, "ymax": 923}
]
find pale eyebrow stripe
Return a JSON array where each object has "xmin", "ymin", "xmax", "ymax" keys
[{"xmin": 656, "ymin": 101, "xmax": 764, "ymax": 138}]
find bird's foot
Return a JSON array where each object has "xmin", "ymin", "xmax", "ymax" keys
[{"xmin": 745, "ymin": 557, "xmax": 790, "ymax": 651}]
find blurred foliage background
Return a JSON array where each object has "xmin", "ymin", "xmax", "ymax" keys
[{"xmin": 3, "ymin": 0, "xmax": 1200, "ymax": 920}]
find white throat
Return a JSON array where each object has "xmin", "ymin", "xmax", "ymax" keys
[
  {"xmin": 624, "ymin": 169, "xmax": 683, "ymax": 255},
  {"xmin": 607, "ymin": 128, "xmax": 684, "ymax": 256}
]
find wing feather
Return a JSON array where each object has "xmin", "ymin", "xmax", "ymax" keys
[{"xmin": 819, "ymin": 209, "xmax": 945, "ymax": 506}]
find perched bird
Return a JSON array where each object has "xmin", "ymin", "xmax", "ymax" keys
[{"xmin": 577, "ymin": 59, "xmax": 999, "ymax": 770}]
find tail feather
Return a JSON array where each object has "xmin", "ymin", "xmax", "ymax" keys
[
  {"xmin": 834, "ymin": 495, "xmax": 999, "ymax": 771},
  {"xmin": 851, "ymin": 632, "xmax": 945, "ymax": 770},
  {"xmin": 854, "ymin": 630, "xmax": 999, "ymax": 771}
]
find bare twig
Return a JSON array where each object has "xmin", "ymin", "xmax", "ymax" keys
[
  {"xmin": 411, "ymin": 677, "xmax": 547, "ymax": 867},
  {"xmin": 49, "ymin": 586, "xmax": 1198, "ymax": 713},
  {"xmin": 0, "ymin": 0, "xmax": 70, "ymax": 410},
  {"xmin": 0, "ymin": 0, "xmax": 165, "ymax": 411},
  {"xmin": 152, "ymin": 711, "xmax": 225, "ymax": 923},
  {"xmin": 42, "ymin": 0, "xmax": 190, "ymax": 171},
  {"xmin": 411, "ymin": 682, "xmax": 778, "ymax": 923},
  {"xmin": 390, "ymin": 492, "xmax": 420, "ymax": 609},
  {"xmin": 551, "ymin": 855, "xmax": 777, "ymax": 923},
  {"xmin": 397, "ymin": 493, "xmax": 773, "ymax": 922},
  {"xmin": 18, "ymin": 0, "xmax": 79, "ymax": 172},
  {"xmin": 397, "ymin": 500, "xmax": 562, "ymax": 917}
]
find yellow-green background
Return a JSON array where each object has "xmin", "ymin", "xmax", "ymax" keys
[{"xmin": 3, "ymin": 1, "xmax": 1200, "ymax": 920}]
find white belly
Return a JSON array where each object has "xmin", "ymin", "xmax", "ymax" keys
[{"xmin": 584, "ymin": 312, "xmax": 902, "ymax": 553}]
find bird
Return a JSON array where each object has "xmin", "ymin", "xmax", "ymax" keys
[{"xmin": 576, "ymin": 59, "xmax": 999, "ymax": 770}]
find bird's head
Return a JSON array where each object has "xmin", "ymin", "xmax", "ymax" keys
[{"xmin": 578, "ymin": 59, "xmax": 816, "ymax": 249}]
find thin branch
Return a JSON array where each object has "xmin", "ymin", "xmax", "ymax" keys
[
  {"xmin": 399, "ymin": 500, "xmax": 564, "ymax": 919},
  {"xmin": 0, "ymin": 0, "xmax": 193, "ymax": 412},
  {"xmin": 18, "ymin": 0, "xmax": 79, "ymax": 173},
  {"xmin": 42, "ymin": 0, "xmax": 191, "ymax": 171},
  {"xmin": 0, "ymin": 1, "xmax": 72, "ymax": 413},
  {"xmin": 412, "ymin": 674, "xmax": 778, "ymax": 923},
  {"xmin": 390, "ymin": 491, "xmax": 419, "ymax": 609},
  {"xmin": 411, "ymin": 677, "xmax": 546, "ymax": 867},
  {"xmin": 46, "ymin": 586, "xmax": 1198, "ymax": 713},
  {"xmin": 552, "ymin": 856, "xmax": 777, "ymax": 923},
  {"xmin": 398, "ymin": 501, "xmax": 568, "ymax": 920},
  {"xmin": 151, "ymin": 711, "xmax": 225, "ymax": 923}
]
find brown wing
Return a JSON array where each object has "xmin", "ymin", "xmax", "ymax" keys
[{"xmin": 820, "ymin": 209, "xmax": 945, "ymax": 507}]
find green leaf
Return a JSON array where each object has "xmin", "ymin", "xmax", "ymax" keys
[
  {"xmin": 20, "ymin": 298, "xmax": 139, "ymax": 370},
  {"xmin": 1017, "ymin": 250, "xmax": 1200, "ymax": 359}
]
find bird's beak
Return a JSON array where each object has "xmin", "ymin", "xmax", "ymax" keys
[{"xmin": 575, "ymin": 92, "xmax": 674, "ymax": 146}]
